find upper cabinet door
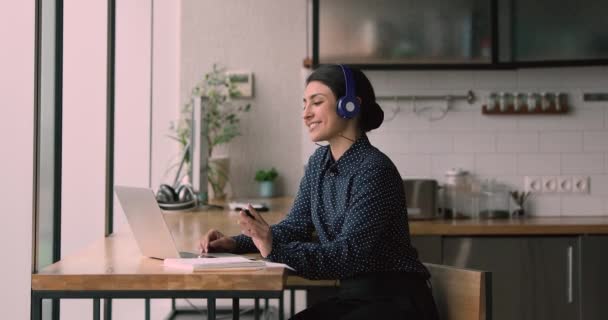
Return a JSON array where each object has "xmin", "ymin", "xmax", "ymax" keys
[
  {"xmin": 315, "ymin": 0, "xmax": 494, "ymax": 67},
  {"xmin": 500, "ymin": 0, "xmax": 608, "ymax": 64}
]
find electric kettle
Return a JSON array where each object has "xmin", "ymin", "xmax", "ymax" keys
[{"xmin": 403, "ymin": 179, "xmax": 438, "ymax": 220}]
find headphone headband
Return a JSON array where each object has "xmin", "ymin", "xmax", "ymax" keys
[{"xmin": 341, "ymin": 65, "xmax": 356, "ymax": 99}]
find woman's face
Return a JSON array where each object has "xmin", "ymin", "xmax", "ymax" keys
[{"xmin": 302, "ymin": 81, "xmax": 347, "ymax": 142}]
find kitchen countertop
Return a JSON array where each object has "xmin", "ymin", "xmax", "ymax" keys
[
  {"xmin": 409, "ymin": 216, "xmax": 608, "ymax": 236},
  {"xmin": 199, "ymin": 197, "xmax": 608, "ymax": 237}
]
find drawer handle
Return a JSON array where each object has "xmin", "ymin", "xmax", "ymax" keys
[{"xmin": 567, "ymin": 245, "xmax": 573, "ymax": 303}]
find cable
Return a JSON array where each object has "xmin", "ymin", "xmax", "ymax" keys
[
  {"xmin": 313, "ymin": 132, "xmax": 355, "ymax": 148},
  {"xmin": 338, "ymin": 134, "xmax": 355, "ymax": 142}
]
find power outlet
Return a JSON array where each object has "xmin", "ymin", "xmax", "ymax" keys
[
  {"xmin": 526, "ymin": 175, "xmax": 590, "ymax": 193},
  {"xmin": 572, "ymin": 176, "xmax": 590, "ymax": 193},
  {"xmin": 558, "ymin": 176, "xmax": 573, "ymax": 193},
  {"xmin": 542, "ymin": 176, "xmax": 559, "ymax": 193},
  {"xmin": 524, "ymin": 176, "xmax": 543, "ymax": 193}
]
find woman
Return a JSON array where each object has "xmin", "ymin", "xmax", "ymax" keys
[{"xmin": 200, "ymin": 65, "xmax": 439, "ymax": 320}]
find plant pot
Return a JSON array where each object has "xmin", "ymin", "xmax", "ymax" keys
[
  {"xmin": 208, "ymin": 156, "xmax": 230, "ymax": 200},
  {"xmin": 258, "ymin": 181, "xmax": 275, "ymax": 198}
]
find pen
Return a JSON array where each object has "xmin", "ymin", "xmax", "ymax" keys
[{"xmin": 243, "ymin": 209, "xmax": 255, "ymax": 220}]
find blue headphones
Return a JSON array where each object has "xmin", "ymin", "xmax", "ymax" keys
[{"xmin": 336, "ymin": 65, "xmax": 361, "ymax": 119}]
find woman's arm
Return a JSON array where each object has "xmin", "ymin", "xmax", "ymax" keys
[
  {"xmin": 232, "ymin": 164, "xmax": 315, "ymax": 253},
  {"xmin": 266, "ymin": 165, "xmax": 401, "ymax": 280}
]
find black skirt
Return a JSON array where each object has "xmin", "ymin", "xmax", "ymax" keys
[{"xmin": 291, "ymin": 271, "xmax": 439, "ymax": 320}]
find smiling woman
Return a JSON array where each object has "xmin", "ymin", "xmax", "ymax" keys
[
  {"xmin": 302, "ymin": 65, "xmax": 385, "ymax": 162},
  {"xmin": 200, "ymin": 65, "xmax": 439, "ymax": 320}
]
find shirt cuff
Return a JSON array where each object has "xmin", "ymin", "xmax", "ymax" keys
[
  {"xmin": 265, "ymin": 238, "xmax": 284, "ymax": 262},
  {"xmin": 231, "ymin": 234, "xmax": 257, "ymax": 254}
]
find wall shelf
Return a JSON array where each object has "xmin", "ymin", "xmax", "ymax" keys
[{"xmin": 482, "ymin": 105, "xmax": 569, "ymax": 115}]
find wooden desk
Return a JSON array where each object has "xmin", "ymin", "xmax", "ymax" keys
[
  {"xmin": 32, "ymin": 233, "xmax": 286, "ymax": 292},
  {"xmin": 31, "ymin": 197, "xmax": 333, "ymax": 320},
  {"xmin": 31, "ymin": 232, "xmax": 287, "ymax": 320}
]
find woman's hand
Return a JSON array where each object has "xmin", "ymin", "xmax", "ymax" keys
[
  {"xmin": 199, "ymin": 229, "xmax": 236, "ymax": 254},
  {"xmin": 238, "ymin": 204, "xmax": 273, "ymax": 258}
]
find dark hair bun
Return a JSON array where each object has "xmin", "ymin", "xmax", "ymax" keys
[
  {"xmin": 361, "ymin": 102, "xmax": 384, "ymax": 131},
  {"xmin": 351, "ymin": 68, "xmax": 384, "ymax": 132}
]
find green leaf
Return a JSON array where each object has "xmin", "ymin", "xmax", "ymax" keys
[
  {"xmin": 254, "ymin": 167, "xmax": 278, "ymax": 182},
  {"xmin": 169, "ymin": 62, "xmax": 253, "ymax": 159}
]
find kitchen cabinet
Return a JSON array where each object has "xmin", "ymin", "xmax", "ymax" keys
[
  {"xmin": 313, "ymin": 0, "xmax": 608, "ymax": 68},
  {"xmin": 442, "ymin": 236, "xmax": 580, "ymax": 320},
  {"xmin": 580, "ymin": 236, "xmax": 608, "ymax": 320},
  {"xmin": 499, "ymin": 0, "xmax": 608, "ymax": 65},
  {"xmin": 410, "ymin": 236, "xmax": 442, "ymax": 264},
  {"xmin": 314, "ymin": 0, "xmax": 494, "ymax": 68}
]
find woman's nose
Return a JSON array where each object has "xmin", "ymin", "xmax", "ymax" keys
[{"xmin": 302, "ymin": 105, "xmax": 313, "ymax": 120}]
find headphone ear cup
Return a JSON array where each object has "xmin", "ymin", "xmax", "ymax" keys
[
  {"xmin": 158, "ymin": 184, "xmax": 196, "ymax": 211},
  {"xmin": 176, "ymin": 184, "xmax": 195, "ymax": 202},
  {"xmin": 337, "ymin": 96, "xmax": 360, "ymax": 119},
  {"xmin": 157, "ymin": 184, "xmax": 177, "ymax": 203},
  {"xmin": 336, "ymin": 65, "xmax": 360, "ymax": 119}
]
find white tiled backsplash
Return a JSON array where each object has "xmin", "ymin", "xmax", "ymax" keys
[{"xmin": 363, "ymin": 67, "xmax": 608, "ymax": 217}]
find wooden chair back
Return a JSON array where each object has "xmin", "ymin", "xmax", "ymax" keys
[{"xmin": 425, "ymin": 263, "xmax": 492, "ymax": 320}]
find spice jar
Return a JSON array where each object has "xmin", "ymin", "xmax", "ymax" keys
[
  {"xmin": 528, "ymin": 93, "xmax": 540, "ymax": 111},
  {"xmin": 499, "ymin": 92, "xmax": 510, "ymax": 112},
  {"xmin": 555, "ymin": 92, "xmax": 566, "ymax": 111},
  {"xmin": 478, "ymin": 179, "xmax": 511, "ymax": 219},
  {"xmin": 443, "ymin": 168, "xmax": 473, "ymax": 219},
  {"xmin": 487, "ymin": 93, "xmax": 499, "ymax": 111}
]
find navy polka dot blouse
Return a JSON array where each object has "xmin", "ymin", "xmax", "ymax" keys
[{"xmin": 233, "ymin": 134, "xmax": 429, "ymax": 280}]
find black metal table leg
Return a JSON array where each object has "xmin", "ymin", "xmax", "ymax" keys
[
  {"xmin": 104, "ymin": 298, "xmax": 112, "ymax": 320},
  {"xmin": 254, "ymin": 298, "xmax": 260, "ymax": 320},
  {"xmin": 208, "ymin": 298, "xmax": 216, "ymax": 320},
  {"xmin": 145, "ymin": 298, "xmax": 150, "ymax": 320},
  {"xmin": 52, "ymin": 299, "xmax": 60, "ymax": 320},
  {"xmin": 232, "ymin": 298, "xmax": 239, "ymax": 320},
  {"xmin": 30, "ymin": 293, "xmax": 42, "ymax": 320},
  {"xmin": 93, "ymin": 298, "xmax": 100, "ymax": 320},
  {"xmin": 290, "ymin": 289, "xmax": 295, "ymax": 317},
  {"xmin": 29, "ymin": 289, "xmax": 284, "ymax": 320}
]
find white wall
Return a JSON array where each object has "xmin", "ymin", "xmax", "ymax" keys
[
  {"xmin": 180, "ymin": 0, "xmax": 307, "ymax": 198},
  {"xmin": 61, "ymin": 0, "xmax": 107, "ymax": 260},
  {"xmin": 61, "ymin": 0, "xmax": 178, "ymax": 318},
  {"xmin": 180, "ymin": 1, "xmax": 608, "ymax": 216},
  {"xmin": 0, "ymin": 1, "xmax": 35, "ymax": 319},
  {"xmin": 151, "ymin": 0, "xmax": 181, "ymax": 191},
  {"xmin": 362, "ymin": 68, "xmax": 608, "ymax": 216},
  {"xmin": 114, "ymin": 0, "xmax": 153, "ymax": 233},
  {"xmin": 61, "ymin": 0, "xmax": 108, "ymax": 316},
  {"xmin": 112, "ymin": 0, "xmax": 157, "ymax": 317}
]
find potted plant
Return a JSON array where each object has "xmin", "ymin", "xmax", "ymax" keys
[
  {"xmin": 254, "ymin": 168, "xmax": 278, "ymax": 198},
  {"xmin": 169, "ymin": 64, "xmax": 251, "ymax": 200}
]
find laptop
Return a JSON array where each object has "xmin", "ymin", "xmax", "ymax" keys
[{"xmin": 114, "ymin": 185, "xmax": 198, "ymax": 259}]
